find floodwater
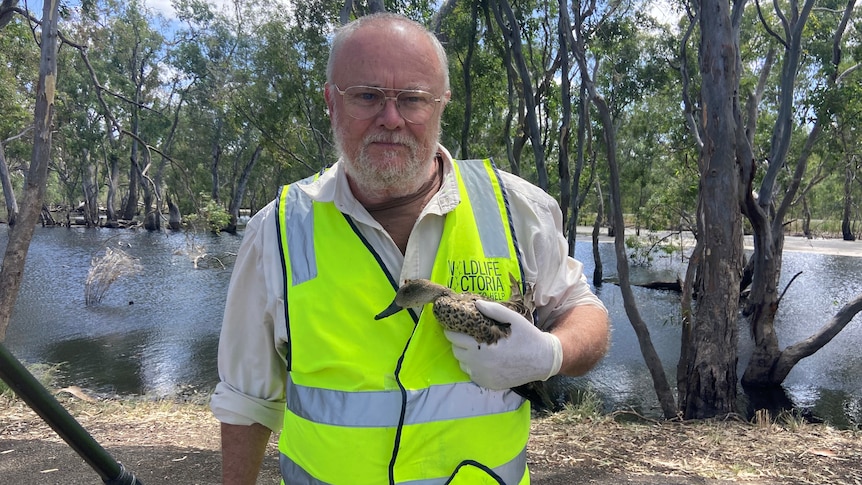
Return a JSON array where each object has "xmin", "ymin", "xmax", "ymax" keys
[
  {"xmin": 2, "ymin": 226, "xmax": 861, "ymax": 426},
  {"xmin": 2, "ymin": 226, "xmax": 241, "ymax": 397}
]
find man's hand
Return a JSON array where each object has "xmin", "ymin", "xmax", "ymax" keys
[{"xmin": 444, "ymin": 300, "xmax": 563, "ymax": 389}]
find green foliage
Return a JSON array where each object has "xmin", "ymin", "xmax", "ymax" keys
[
  {"xmin": 1, "ymin": 0, "xmax": 856, "ymax": 245},
  {"xmin": 184, "ymin": 195, "xmax": 232, "ymax": 233},
  {"xmin": 0, "ymin": 17, "xmax": 37, "ymax": 139},
  {"xmin": 625, "ymin": 233, "xmax": 683, "ymax": 267},
  {"xmin": 556, "ymin": 387, "xmax": 604, "ymax": 421}
]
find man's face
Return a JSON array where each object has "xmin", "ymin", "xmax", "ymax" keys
[{"xmin": 326, "ymin": 23, "xmax": 450, "ymax": 200}]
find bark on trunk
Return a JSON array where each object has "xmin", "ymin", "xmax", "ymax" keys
[
  {"xmin": 572, "ymin": 7, "xmax": 676, "ymax": 417},
  {"xmin": 0, "ymin": 0, "xmax": 59, "ymax": 341},
  {"xmin": 121, "ymin": 153, "xmax": 139, "ymax": 221},
  {"xmin": 459, "ymin": 2, "xmax": 479, "ymax": 160},
  {"xmin": 742, "ymin": 0, "xmax": 853, "ymax": 387},
  {"xmin": 167, "ymin": 197, "xmax": 181, "ymax": 231},
  {"xmin": 0, "ymin": 141, "xmax": 19, "ymax": 226},
  {"xmin": 682, "ymin": 0, "xmax": 745, "ymax": 419},
  {"xmin": 226, "ymin": 145, "xmax": 262, "ymax": 233},
  {"xmin": 591, "ymin": 180, "xmax": 604, "ymax": 287},
  {"xmin": 105, "ymin": 152, "xmax": 119, "ymax": 226},
  {"xmin": 81, "ymin": 149, "xmax": 99, "ymax": 227},
  {"xmin": 842, "ymin": 163, "xmax": 855, "ymax": 241}
]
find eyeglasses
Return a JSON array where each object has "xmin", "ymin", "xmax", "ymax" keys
[{"xmin": 331, "ymin": 84, "xmax": 443, "ymax": 125}]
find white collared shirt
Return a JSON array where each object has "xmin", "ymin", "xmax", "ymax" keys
[{"xmin": 210, "ymin": 145, "xmax": 606, "ymax": 431}]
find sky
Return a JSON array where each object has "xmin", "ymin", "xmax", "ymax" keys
[
  {"xmin": 21, "ymin": 0, "xmax": 680, "ymax": 25},
  {"xmin": 20, "ymin": 0, "xmax": 234, "ymax": 20}
]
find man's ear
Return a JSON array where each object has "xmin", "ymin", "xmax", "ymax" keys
[{"xmin": 324, "ymin": 83, "xmax": 334, "ymax": 112}]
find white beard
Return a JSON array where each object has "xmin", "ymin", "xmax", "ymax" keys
[{"xmin": 336, "ymin": 127, "xmax": 437, "ymax": 199}]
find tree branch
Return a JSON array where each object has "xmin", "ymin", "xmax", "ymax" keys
[
  {"xmin": 754, "ymin": 0, "xmax": 788, "ymax": 48},
  {"xmin": 771, "ymin": 293, "xmax": 862, "ymax": 383}
]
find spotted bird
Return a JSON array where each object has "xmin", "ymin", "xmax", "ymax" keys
[{"xmin": 374, "ymin": 275, "xmax": 556, "ymax": 412}]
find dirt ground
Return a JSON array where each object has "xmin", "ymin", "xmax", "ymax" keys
[{"xmin": 2, "ymin": 395, "xmax": 861, "ymax": 485}]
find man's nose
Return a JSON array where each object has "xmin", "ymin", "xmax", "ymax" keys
[{"xmin": 377, "ymin": 97, "xmax": 405, "ymax": 127}]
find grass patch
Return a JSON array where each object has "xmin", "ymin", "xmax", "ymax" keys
[{"xmin": 0, "ymin": 362, "xmax": 64, "ymax": 400}]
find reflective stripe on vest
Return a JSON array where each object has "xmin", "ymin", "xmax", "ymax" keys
[
  {"xmin": 280, "ymin": 449, "xmax": 528, "ymax": 485},
  {"xmin": 276, "ymin": 159, "xmax": 530, "ymax": 485},
  {"xmin": 284, "ymin": 373, "xmax": 524, "ymax": 426}
]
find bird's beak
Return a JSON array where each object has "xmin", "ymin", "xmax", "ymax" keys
[{"xmin": 374, "ymin": 301, "xmax": 403, "ymax": 320}]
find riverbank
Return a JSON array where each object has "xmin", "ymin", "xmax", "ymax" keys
[
  {"xmin": 2, "ymin": 394, "xmax": 861, "ymax": 484},
  {"xmin": 573, "ymin": 225, "xmax": 862, "ymax": 258}
]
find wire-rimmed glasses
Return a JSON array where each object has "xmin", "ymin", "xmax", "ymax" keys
[{"xmin": 331, "ymin": 84, "xmax": 443, "ymax": 125}]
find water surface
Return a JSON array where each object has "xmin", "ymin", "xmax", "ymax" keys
[{"xmin": 3, "ymin": 226, "xmax": 860, "ymax": 426}]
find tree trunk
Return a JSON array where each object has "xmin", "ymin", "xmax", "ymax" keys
[
  {"xmin": 0, "ymin": 0, "xmax": 59, "ymax": 341},
  {"xmin": 742, "ymin": 0, "xmax": 853, "ymax": 387},
  {"xmin": 0, "ymin": 141, "xmax": 20, "ymax": 226},
  {"xmin": 81, "ymin": 149, "xmax": 99, "ymax": 227},
  {"xmin": 481, "ymin": 3, "xmax": 518, "ymax": 176},
  {"xmin": 104, "ymin": 152, "xmax": 119, "ymax": 227},
  {"xmin": 842, "ymin": 162, "xmax": 855, "ymax": 241},
  {"xmin": 459, "ymin": 2, "xmax": 478, "ymax": 159},
  {"xmin": 572, "ymin": 5, "xmax": 676, "ymax": 419},
  {"xmin": 682, "ymin": 0, "xmax": 745, "ymax": 419},
  {"xmin": 591, "ymin": 180, "xmax": 604, "ymax": 287},
  {"xmin": 557, "ymin": 0, "xmax": 572, "ymax": 232},
  {"xmin": 167, "ymin": 197, "xmax": 181, "ymax": 231},
  {"xmin": 490, "ymin": 0, "xmax": 548, "ymax": 190},
  {"xmin": 226, "ymin": 145, "xmax": 262, "ymax": 233},
  {"xmin": 211, "ymin": 118, "xmax": 223, "ymax": 203},
  {"xmin": 121, "ymin": 152, "xmax": 140, "ymax": 221}
]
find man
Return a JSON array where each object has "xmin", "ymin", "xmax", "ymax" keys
[{"xmin": 211, "ymin": 12, "xmax": 609, "ymax": 485}]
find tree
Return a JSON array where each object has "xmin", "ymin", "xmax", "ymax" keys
[
  {"xmin": 571, "ymin": 0, "xmax": 677, "ymax": 419},
  {"xmin": 0, "ymin": 0, "xmax": 60, "ymax": 341},
  {"xmin": 679, "ymin": 0, "xmax": 748, "ymax": 419},
  {"xmin": 741, "ymin": 0, "xmax": 860, "ymax": 388},
  {"xmin": 0, "ymin": 14, "xmax": 39, "ymax": 225}
]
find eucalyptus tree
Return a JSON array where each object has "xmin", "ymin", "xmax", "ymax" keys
[
  {"xmin": 678, "ymin": 0, "xmax": 750, "ymax": 419},
  {"xmin": 436, "ymin": 2, "xmax": 512, "ymax": 163},
  {"xmin": 740, "ymin": 0, "xmax": 861, "ymax": 389},
  {"xmin": 168, "ymin": 0, "xmax": 259, "ymax": 226},
  {"xmin": 0, "ymin": 0, "xmax": 60, "ymax": 341},
  {"xmin": 53, "ymin": 0, "xmax": 170, "ymax": 227},
  {"xmin": 248, "ymin": 2, "xmax": 334, "ymax": 179},
  {"xmin": 674, "ymin": 0, "xmax": 862, "ymax": 418},
  {"xmin": 835, "ymin": 78, "xmax": 862, "ymax": 241},
  {"xmin": 570, "ymin": 0, "xmax": 678, "ymax": 418},
  {"xmin": 168, "ymin": 0, "xmax": 335, "ymax": 231},
  {"xmin": 0, "ymin": 15, "xmax": 39, "ymax": 225}
]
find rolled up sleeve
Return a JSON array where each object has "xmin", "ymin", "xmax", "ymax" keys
[
  {"xmin": 210, "ymin": 202, "xmax": 289, "ymax": 433},
  {"xmin": 501, "ymin": 173, "xmax": 607, "ymax": 329}
]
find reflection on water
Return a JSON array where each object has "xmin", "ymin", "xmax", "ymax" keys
[
  {"xmin": 2, "ymin": 226, "xmax": 861, "ymax": 426},
  {"xmin": 558, "ymin": 241, "xmax": 862, "ymax": 428},
  {"xmin": 2, "ymin": 226, "xmax": 240, "ymax": 396}
]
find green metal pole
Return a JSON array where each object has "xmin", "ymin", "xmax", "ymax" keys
[{"xmin": 0, "ymin": 342, "xmax": 143, "ymax": 484}]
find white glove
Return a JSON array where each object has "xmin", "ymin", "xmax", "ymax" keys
[{"xmin": 444, "ymin": 300, "xmax": 563, "ymax": 390}]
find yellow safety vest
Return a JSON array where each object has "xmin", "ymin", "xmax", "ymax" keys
[{"xmin": 276, "ymin": 159, "xmax": 531, "ymax": 485}]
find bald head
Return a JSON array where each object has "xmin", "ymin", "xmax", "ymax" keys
[{"xmin": 326, "ymin": 13, "xmax": 450, "ymax": 92}]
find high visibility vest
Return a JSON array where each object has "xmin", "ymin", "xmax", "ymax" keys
[{"xmin": 275, "ymin": 159, "xmax": 531, "ymax": 485}]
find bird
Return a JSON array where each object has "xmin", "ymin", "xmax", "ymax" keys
[{"xmin": 374, "ymin": 274, "xmax": 556, "ymax": 412}]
